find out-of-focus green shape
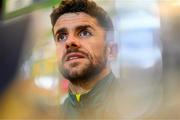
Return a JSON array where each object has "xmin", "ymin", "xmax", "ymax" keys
[{"xmin": 2, "ymin": 0, "xmax": 61, "ymax": 20}]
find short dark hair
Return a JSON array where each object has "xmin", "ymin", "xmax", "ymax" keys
[{"xmin": 50, "ymin": 0, "xmax": 114, "ymax": 32}]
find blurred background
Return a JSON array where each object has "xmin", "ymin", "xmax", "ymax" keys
[{"xmin": 0, "ymin": 0, "xmax": 180, "ymax": 119}]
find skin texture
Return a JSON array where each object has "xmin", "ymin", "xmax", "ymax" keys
[{"xmin": 53, "ymin": 12, "xmax": 111, "ymax": 90}]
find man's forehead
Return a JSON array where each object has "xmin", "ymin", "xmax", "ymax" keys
[{"xmin": 53, "ymin": 12, "xmax": 99, "ymax": 33}]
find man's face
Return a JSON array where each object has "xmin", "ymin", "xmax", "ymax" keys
[{"xmin": 53, "ymin": 12, "xmax": 108, "ymax": 84}]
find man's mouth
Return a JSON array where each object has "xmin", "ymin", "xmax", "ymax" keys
[{"xmin": 65, "ymin": 52, "xmax": 86, "ymax": 61}]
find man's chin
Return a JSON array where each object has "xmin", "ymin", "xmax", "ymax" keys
[
  {"xmin": 62, "ymin": 71, "xmax": 87, "ymax": 85},
  {"xmin": 61, "ymin": 64, "xmax": 94, "ymax": 84},
  {"xmin": 60, "ymin": 59, "xmax": 106, "ymax": 85},
  {"xmin": 63, "ymin": 66, "xmax": 89, "ymax": 79}
]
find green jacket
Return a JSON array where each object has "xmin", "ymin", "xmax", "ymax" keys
[
  {"xmin": 60, "ymin": 72, "xmax": 122, "ymax": 119},
  {"xmin": 60, "ymin": 71, "xmax": 159, "ymax": 119}
]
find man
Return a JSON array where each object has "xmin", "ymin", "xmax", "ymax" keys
[{"xmin": 50, "ymin": 0, "xmax": 147, "ymax": 119}]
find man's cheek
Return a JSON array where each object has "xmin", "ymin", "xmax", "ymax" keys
[{"xmin": 57, "ymin": 54, "xmax": 63, "ymax": 66}]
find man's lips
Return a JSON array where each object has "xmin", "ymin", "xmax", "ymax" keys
[{"xmin": 65, "ymin": 52, "xmax": 86, "ymax": 61}]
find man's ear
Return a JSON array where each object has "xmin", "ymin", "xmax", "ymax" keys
[{"xmin": 107, "ymin": 42, "xmax": 118, "ymax": 61}]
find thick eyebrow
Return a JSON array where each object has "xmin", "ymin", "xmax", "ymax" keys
[
  {"xmin": 75, "ymin": 25, "xmax": 95, "ymax": 31},
  {"xmin": 54, "ymin": 28, "xmax": 67, "ymax": 36},
  {"xmin": 54, "ymin": 25, "xmax": 95, "ymax": 36}
]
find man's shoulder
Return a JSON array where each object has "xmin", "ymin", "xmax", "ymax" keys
[
  {"xmin": 60, "ymin": 94, "xmax": 70, "ymax": 111},
  {"xmin": 60, "ymin": 94, "xmax": 73, "ymax": 118}
]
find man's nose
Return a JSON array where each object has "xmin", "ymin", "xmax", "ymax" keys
[{"xmin": 65, "ymin": 35, "xmax": 81, "ymax": 49}]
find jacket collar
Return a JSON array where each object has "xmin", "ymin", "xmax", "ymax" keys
[{"xmin": 68, "ymin": 71, "xmax": 115, "ymax": 107}]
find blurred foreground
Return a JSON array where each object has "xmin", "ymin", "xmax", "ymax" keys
[{"xmin": 0, "ymin": 0, "xmax": 180, "ymax": 119}]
